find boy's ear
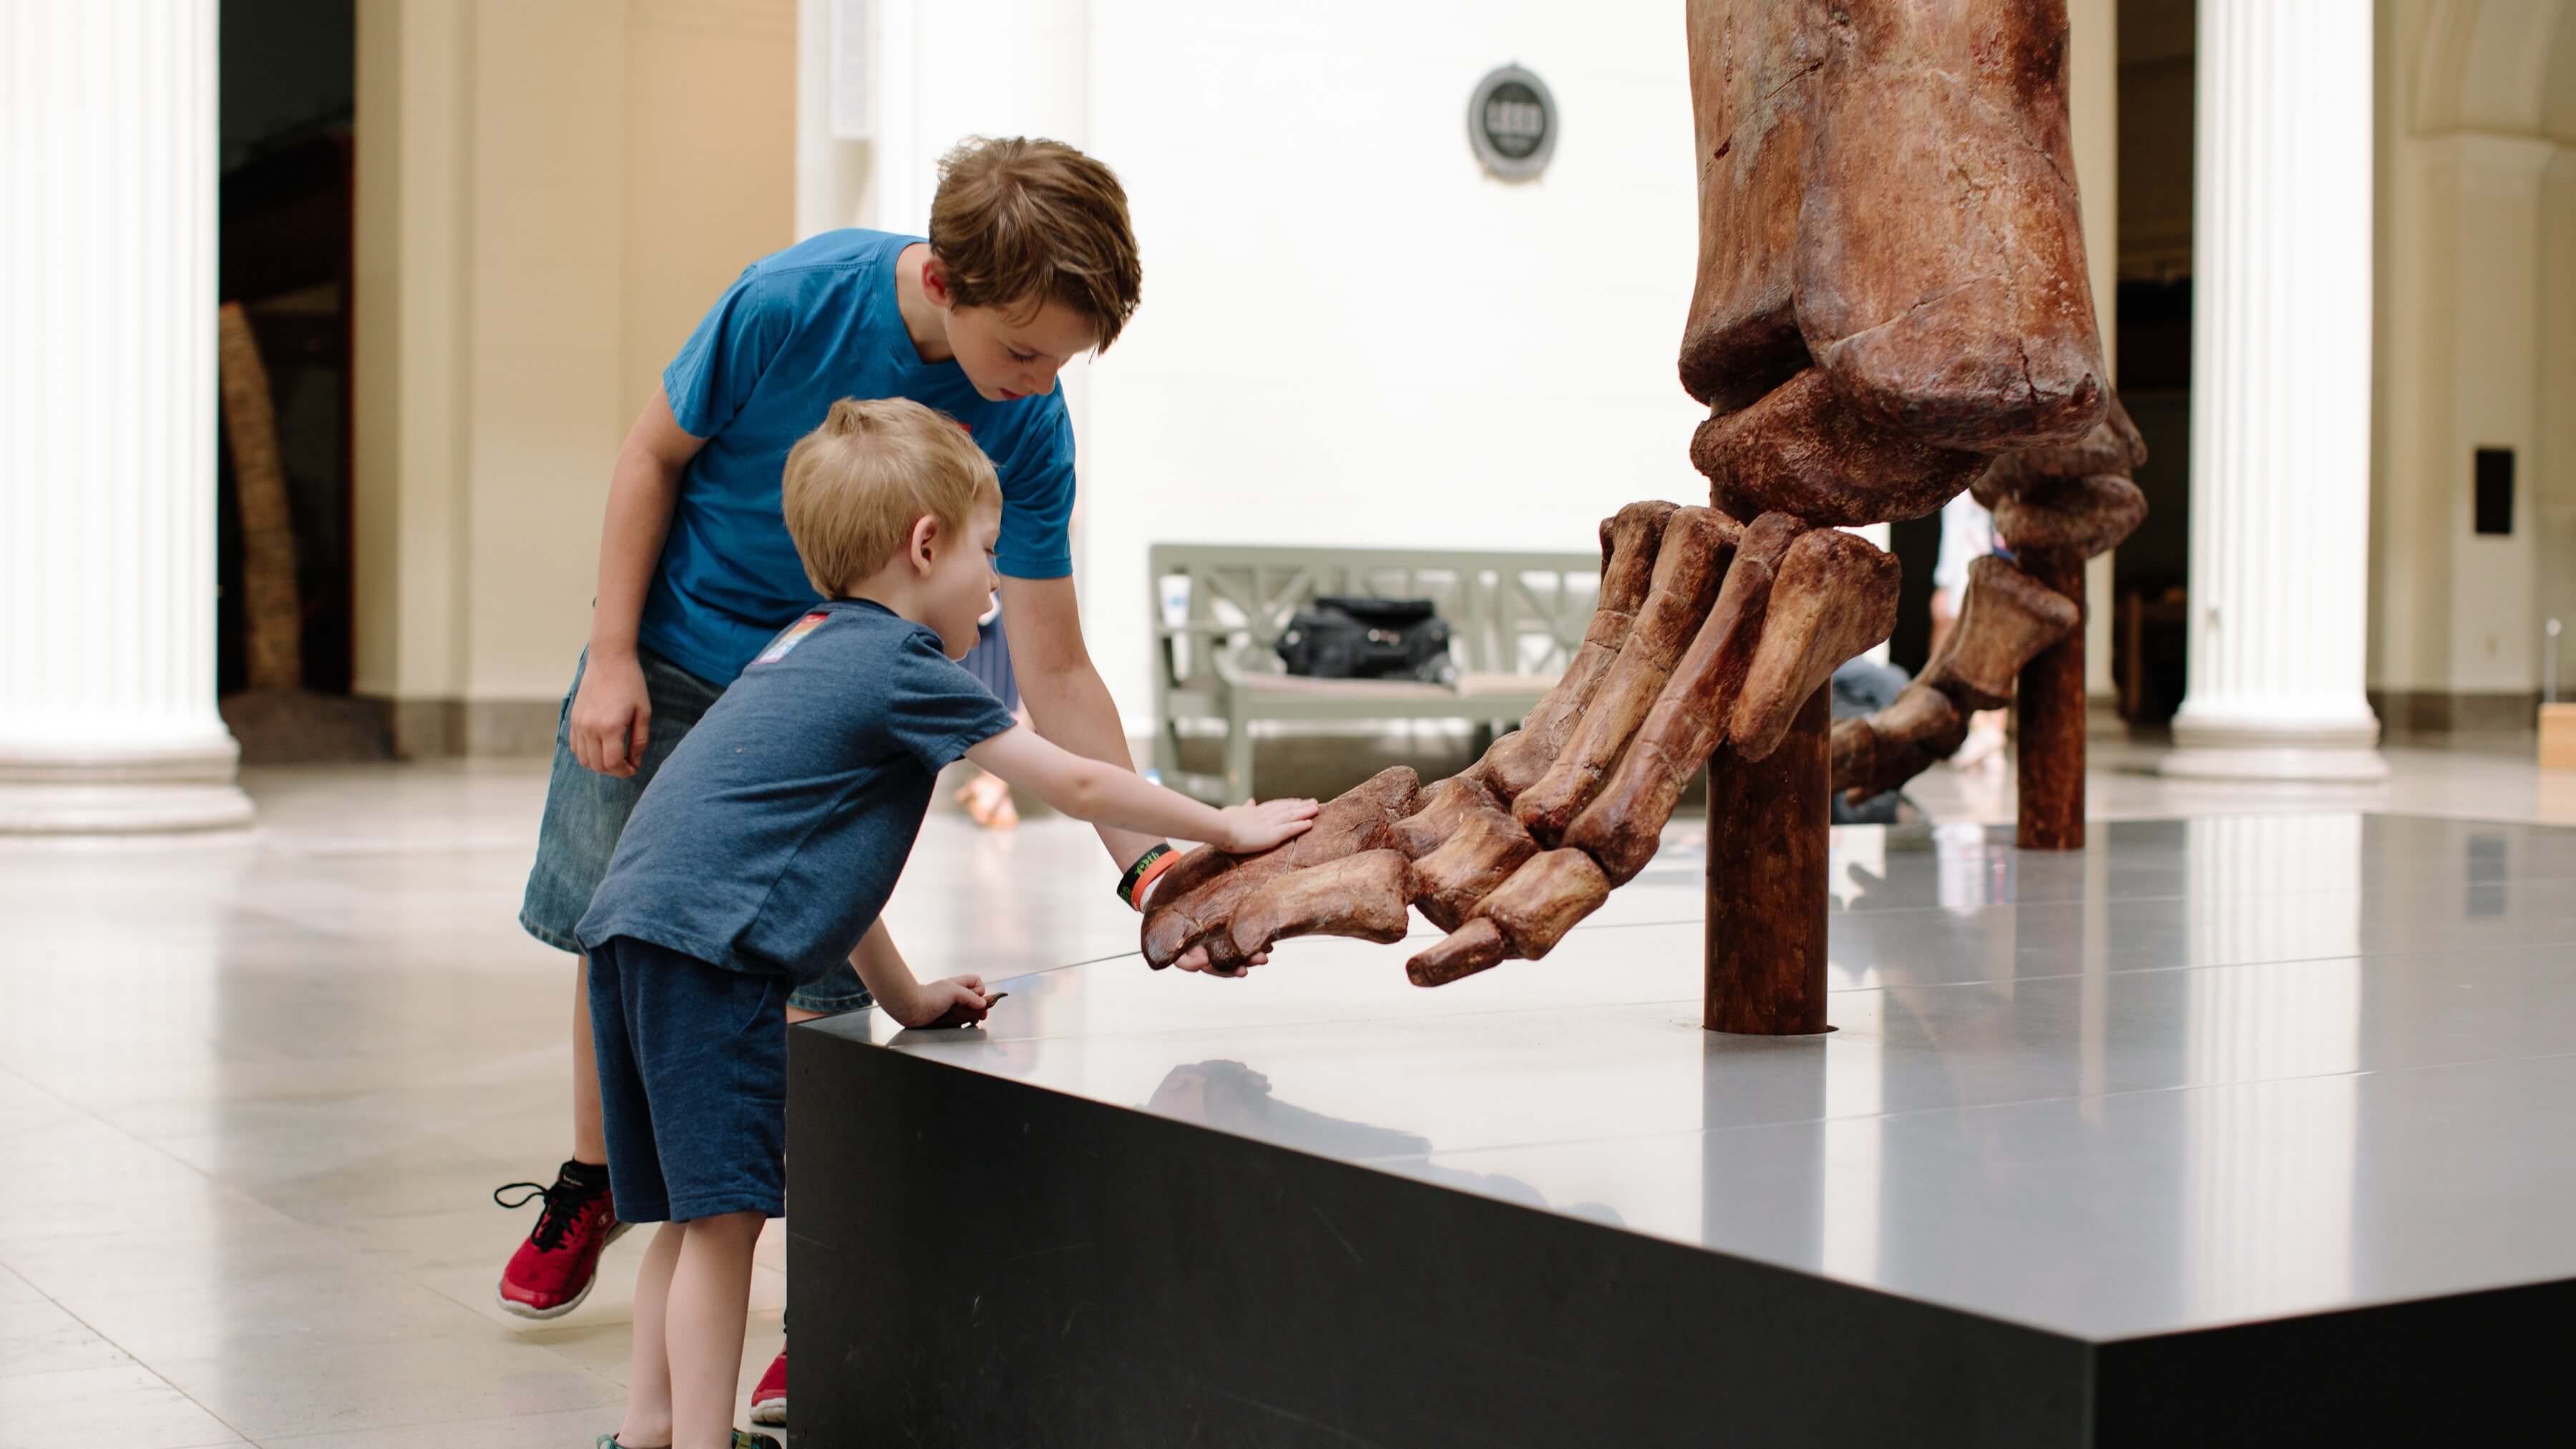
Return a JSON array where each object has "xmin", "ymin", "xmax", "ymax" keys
[
  {"xmin": 908, "ymin": 515, "xmax": 942, "ymax": 576},
  {"xmin": 920, "ymin": 254, "xmax": 956, "ymax": 311}
]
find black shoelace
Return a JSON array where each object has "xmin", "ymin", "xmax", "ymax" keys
[{"xmin": 492, "ymin": 1172, "xmax": 605, "ymax": 1254}]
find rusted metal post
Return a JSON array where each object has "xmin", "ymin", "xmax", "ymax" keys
[
  {"xmin": 2016, "ymin": 547, "xmax": 2086, "ymax": 851},
  {"xmin": 1704, "ymin": 684, "xmax": 1830, "ymax": 1034}
]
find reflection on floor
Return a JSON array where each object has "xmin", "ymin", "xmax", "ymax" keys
[{"xmin": 1, "ymin": 742, "xmax": 2571, "ymax": 1444}]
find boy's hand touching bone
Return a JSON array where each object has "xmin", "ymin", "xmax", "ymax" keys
[
  {"xmin": 956, "ymin": 728, "xmax": 1319, "ymax": 975},
  {"xmin": 1152, "ymin": 799, "xmax": 1316, "ymax": 978},
  {"xmin": 1143, "ymin": 870, "xmax": 1272, "ymax": 977},
  {"xmin": 1216, "ymin": 797, "xmax": 1319, "ymax": 855}
]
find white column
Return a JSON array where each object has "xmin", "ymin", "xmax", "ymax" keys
[
  {"xmin": 2162, "ymin": 0, "xmax": 2386, "ymax": 781},
  {"xmin": 795, "ymin": 0, "xmax": 875, "ymax": 239},
  {"xmin": 0, "ymin": 1, "xmax": 253, "ymax": 831}
]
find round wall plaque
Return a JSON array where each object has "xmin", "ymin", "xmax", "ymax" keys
[{"xmin": 1468, "ymin": 64, "xmax": 1556, "ymax": 182}]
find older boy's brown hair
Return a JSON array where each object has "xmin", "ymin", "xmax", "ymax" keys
[
  {"xmin": 930, "ymin": 137, "xmax": 1142, "ymax": 352},
  {"xmin": 782, "ymin": 398, "xmax": 1000, "ymax": 598}
]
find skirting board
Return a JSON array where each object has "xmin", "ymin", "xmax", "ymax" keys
[
  {"xmin": 360, "ymin": 697, "xmax": 561, "ymax": 759},
  {"xmin": 2369, "ymin": 689, "xmax": 2544, "ymax": 735}
]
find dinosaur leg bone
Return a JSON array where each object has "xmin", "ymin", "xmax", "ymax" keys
[{"xmin": 1515, "ymin": 507, "xmax": 1737, "ymax": 845}]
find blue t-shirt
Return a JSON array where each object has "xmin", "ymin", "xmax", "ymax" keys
[
  {"xmin": 577, "ymin": 600, "xmax": 1019, "ymax": 984},
  {"xmin": 640, "ymin": 228, "xmax": 1078, "ymax": 686}
]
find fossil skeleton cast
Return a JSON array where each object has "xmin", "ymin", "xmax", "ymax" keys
[
  {"xmin": 1834, "ymin": 394, "xmax": 2148, "ymax": 805},
  {"xmin": 1144, "ymin": 0, "xmax": 2130, "ymax": 985}
]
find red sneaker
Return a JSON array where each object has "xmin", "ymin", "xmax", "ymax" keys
[
  {"xmin": 751, "ymin": 1345, "xmax": 787, "ymax": 1425},
  {"xmin": 493, "ymin": 1161, "xmax": 628, "ymax": 1319}
]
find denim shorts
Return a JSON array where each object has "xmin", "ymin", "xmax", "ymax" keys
[
  {"xmin": 518, "ymin": 646, "xmax": 874, "ymax": 1015},
  {"xmin": 586, "ymin": 935, "xmax": 788, "ymax": 1223}
]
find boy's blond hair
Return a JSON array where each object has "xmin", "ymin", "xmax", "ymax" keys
[
  {"xmin": 930, "ymin": 137, "xmax": 1142, "ymax": 352},
  {"xmin": 781, "ymin": 398, "xmax": 1001, "ymax": 598}
]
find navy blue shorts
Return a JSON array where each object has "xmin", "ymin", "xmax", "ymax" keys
[{"xmin": 586, "ymin": 935, "xmax": 790, "ymax": 1224}]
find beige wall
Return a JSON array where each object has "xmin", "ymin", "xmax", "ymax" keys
[
  {"xmin": 2544, "ymin": 150, "xmax": 2576, "ymax": 691},
  {"xmin": 2371, "ymin": 0, "xmax": 2574, "ymax": 704},
  {"xmin": 353, "ymin": 0, "xmax": 470, "ymax": 714},
  {"xmin": 2540, "ymin": 16, "xmax": 2576, "ymax": 695},
  {"xmin": 2117, "ymin": 2, "xmax": 2575, "ymax": 713},
  {"xmin": 353, "ymin": 0, "xmax": 795, "ymax": 751}
]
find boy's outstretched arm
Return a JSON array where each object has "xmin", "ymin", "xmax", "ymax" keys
[
  {"xmin": 967, "ymin": 726, "xmax": 1317, "ymax": 856},
  {"xmin": 1002, "ymin": 576, "xmax": 1267, "ymax": 974},
  {"xmin": 998, "ymin": 576, "xmax": 1161, "ymax": 858},
  {"xmin": 570, "ymin": 390, "xmax": 705, "ymax": 778}
]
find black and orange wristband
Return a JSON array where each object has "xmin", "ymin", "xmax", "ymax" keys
[{"xmin": 1118, "ymin": 844, "xmax": 1177, "ymax": 911}]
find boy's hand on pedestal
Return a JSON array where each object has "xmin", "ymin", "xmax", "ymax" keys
[{"xmin": 889, "ymin": 975, "xmax": 992, "ymax": 1029}]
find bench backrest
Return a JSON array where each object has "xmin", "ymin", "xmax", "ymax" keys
[{"xmin": 1148, "ymin": 542, "xmax": 1602, "ymax": 690}]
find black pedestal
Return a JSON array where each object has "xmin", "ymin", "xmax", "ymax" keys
[
  {"xmin": 786, "ymin": 1025, "xmax": 2567, "ymax": 1448},
  {"xmin": 786, "ymin": 814, "xmax": 2576, "ymax": 1446}
]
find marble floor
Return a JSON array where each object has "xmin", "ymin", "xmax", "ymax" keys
[{"xmin": 2, "ymin": 739, "xmax": 2570, "ymax": 1446}]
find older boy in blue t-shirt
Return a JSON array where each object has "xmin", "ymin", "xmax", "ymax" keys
[
  {"xmin": 575, "ymin": 399, "xmax": 1313, "ymax": 1449},
  {"xmin": 495, "ymin": 141, "xmax": 1247, "ymax": 1347}
]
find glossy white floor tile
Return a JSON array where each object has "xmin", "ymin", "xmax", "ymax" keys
[
  {"xmin": 1, "ymin": 742, "xmax": 2569, "ymax": 1444},
  {"xmin": 0, "ymin": 1362, "xmax": 246, "ymax": 1448},
  {"xmin": 0, "ymin": 1296, "xmax": 141, "ymax": 1378}
]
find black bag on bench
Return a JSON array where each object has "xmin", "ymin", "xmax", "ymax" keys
[{"xmin": 1277, "ymin": 596, "xmax": 1453, "ymax": 683}]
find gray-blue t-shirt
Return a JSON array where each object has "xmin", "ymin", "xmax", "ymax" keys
[
  {"xmin": 577, "ymin": 600, "xmax": 1018, "ymax": 984},
  {"xmin": 639, "ymin": 228, "xmax": 1079, "ymax": 688}
]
